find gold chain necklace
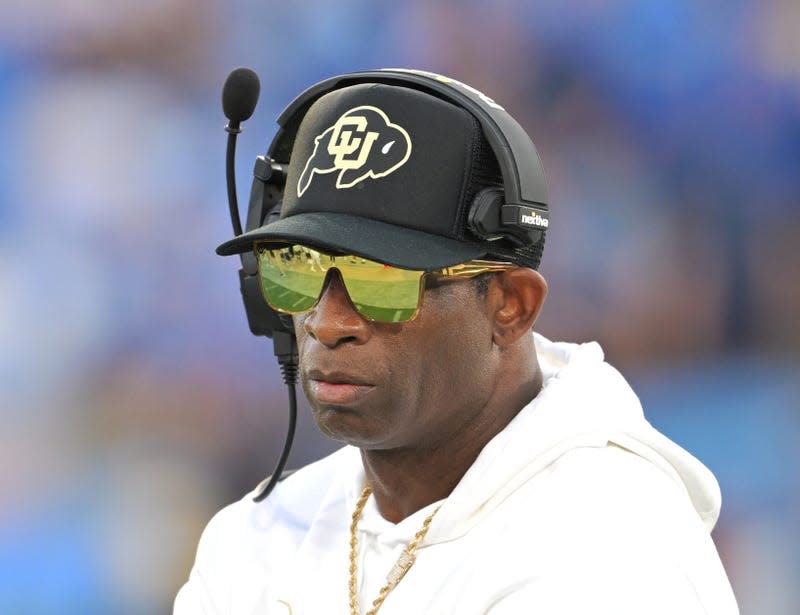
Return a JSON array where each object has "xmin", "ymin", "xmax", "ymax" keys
[{"xmin": 348, "ymin": 485, "xmax": 441, "ymax": 615}]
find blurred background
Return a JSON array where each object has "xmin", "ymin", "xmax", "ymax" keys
[{"xmin": 1, "ymin": 0, "xmax": 798, "ymax": 612}]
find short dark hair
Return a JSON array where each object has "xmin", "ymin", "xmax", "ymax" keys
[
  {"xmin": 473, "ymin": 272, "xmax": 493, "ymax": 298},
  {"xmin": 423, "ymin": 270, "xmax": 495, "ymax": 302}
]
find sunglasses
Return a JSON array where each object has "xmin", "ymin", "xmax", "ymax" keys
[{"xmin": 254, "ymin": 243, "xmax": 516, "ymax": 323}]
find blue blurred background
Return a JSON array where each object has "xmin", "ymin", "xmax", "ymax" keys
[{"xmin": 1, "ymin": 1, "xmax": 798, "ymax": 613}]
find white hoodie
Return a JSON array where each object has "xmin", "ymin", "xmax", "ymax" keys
[{"xmin": 175, "ymin": 334, "xmax": 738, "ymax": 614}]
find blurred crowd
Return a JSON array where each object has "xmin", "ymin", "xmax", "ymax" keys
[{"xmin": 1, "ymin": 1, "xmax": 798, "ymax": 613}]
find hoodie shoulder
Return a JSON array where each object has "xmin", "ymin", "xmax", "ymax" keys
[
  {"xmin": 515, "ymin": 444, "xmax": 737, "ymax": 613},
  {"xmin": 543, "ymin": 444, "xmax": 706, "ymax": 535},
  {"xmin": 175, "ymin": 446, "xmax": 360, "ymax": 614}
]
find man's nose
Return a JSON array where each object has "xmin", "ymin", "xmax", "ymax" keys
[{"xmin": 301, "ymin": 270, "xmax": 371, "ymax": 348}]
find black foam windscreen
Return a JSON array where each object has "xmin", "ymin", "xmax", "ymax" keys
[{"xmin": 222, "ymin": 68, "xmax": 261, "ymax": 123}]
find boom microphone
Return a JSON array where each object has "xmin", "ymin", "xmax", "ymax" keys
[
  {"xmin": 222, "ymin": 67, "xmax": 261, "ymax": 236},
  {"xmin": 223, "ymin": 67, "xmax": 261, "ymax": 128},
  {"xmin": 220, "ymin": 68, "xmax": 297, "ymax": 503}
]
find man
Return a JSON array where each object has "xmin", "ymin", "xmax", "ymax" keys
[{"xmin": 175, "ymin": 71, "xmax": 738, "ymax": 614}]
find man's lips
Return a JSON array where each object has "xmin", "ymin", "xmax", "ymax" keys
[{"xmin": 306, "ymin": 370, "xmax": 375, "ymax": 405}]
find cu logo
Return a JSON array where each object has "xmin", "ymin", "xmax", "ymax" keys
[
  {"xmin": 328, "ymin": 115, "xmax": 379, "ymax": 170},
  {"xmin": 297, "ymin": 105, "xmax": 412, "ymax": 196}
]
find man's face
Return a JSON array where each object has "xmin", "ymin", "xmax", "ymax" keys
[{"xmin": 294, "ymin": 270, "xmax": 499, "ymax": 451}]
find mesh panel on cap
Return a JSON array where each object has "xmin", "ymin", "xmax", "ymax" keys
[{"xmin": 460, "ymin": 116, "xmax": 546, "ymax": 270}]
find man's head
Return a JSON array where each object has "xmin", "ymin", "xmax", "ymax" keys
[
  {"xmin": 217, "ymin": 70, "xmax": 550, "ymax": 450},
  {"xmin": 294, "ymin": 262, "xmax": 547, "ymax": 451}
]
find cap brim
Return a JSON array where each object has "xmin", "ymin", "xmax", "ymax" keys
[{"xmin": 216, "ymin": 212, "xmax": 487, "ymax": 269}]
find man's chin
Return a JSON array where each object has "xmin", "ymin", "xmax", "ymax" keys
[{"xmin": 310, "ymin": 404, "xmax": 394, "ymax": 449}]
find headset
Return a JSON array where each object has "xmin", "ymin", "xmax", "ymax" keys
[{"xmin": 221, "ymin": 68, "xmax": 550, "ymax": 500}]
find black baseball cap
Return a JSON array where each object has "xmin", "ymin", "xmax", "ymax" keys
[{"xmin": 216, "ymin": 82, "xmax": 534, "ymax": 269}]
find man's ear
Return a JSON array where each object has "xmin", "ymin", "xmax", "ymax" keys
[{"xmin": 488, "ymin": 268, "xmax": 548, "ymax": 347}]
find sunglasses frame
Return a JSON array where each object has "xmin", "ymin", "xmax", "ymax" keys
[{"xmin": 253, "ymin": 242, "xmax": 517, "ymax": 323}]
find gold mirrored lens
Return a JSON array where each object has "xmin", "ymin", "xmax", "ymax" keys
[
  {"xmin": 257, "ymin": 246, "xmax": 326, "ymax": 312},
  {"xmin": 255, "ymin": 245, "xmax": 424, "ymax": 322}
]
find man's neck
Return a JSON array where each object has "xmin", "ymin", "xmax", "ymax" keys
[{"xmin": 359, "ymin": 364, "xmax": 543, "ymax": 524}]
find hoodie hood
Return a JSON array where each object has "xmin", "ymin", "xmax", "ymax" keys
[{"xmin": 421, "ymin": 333, "xmax": 722, "ymax": 544}]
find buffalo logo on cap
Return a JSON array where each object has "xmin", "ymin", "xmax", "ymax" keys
[{"xmin": 297, "ymin": 105, "xmax": 412, "ymax": 197}]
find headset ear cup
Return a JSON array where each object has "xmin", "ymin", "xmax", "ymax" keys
[
  {"xmin": 238, "ymin": 268, "xmax": 288, "ymax": 338},
  {"xmin": 467, "ymin": 187, "xmax": 505, "ymax": 240},
  {"xmin": 246, "ymin": 157, "xmax": 286, "ymax": 232},
  {"xmin": 238, "ymin": 161, "xmax": 291, "ymax": 339}
]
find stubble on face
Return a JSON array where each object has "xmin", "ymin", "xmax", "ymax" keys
[{"xmin": 296, "ymin": 280, "xmax": 498, "ymax": 452}]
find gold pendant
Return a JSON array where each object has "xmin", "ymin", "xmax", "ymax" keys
[{"xmin": 385, "ymin": 550, "xmax": 416, "ymax": 589}]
